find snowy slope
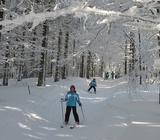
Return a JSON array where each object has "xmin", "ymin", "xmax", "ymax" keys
[{"xmin": 0, "ymin": 77, "xmax": 160, "ymax": 140}]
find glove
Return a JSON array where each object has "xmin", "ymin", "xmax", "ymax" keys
[
  {"xmin": 61, "ymin": 98, "xmax": 64, "ymax": 102},
  {"xmin": 79, "ymin": 103, "xmax": 82, "ymax": 107}
]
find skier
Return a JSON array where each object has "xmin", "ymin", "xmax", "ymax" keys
[
  {"xmin": 105, "ymin": 72, "xmax": 109, "ymax": 80},
  {"xmin": 61, "ymin": 85, "xmax": 82, "ymax": 125},
  {"xmin": 111, "ymin": 71, "xmax": 115, "ymax": 80},
  {"xmin": 88, "ymin": 78, "xmax": 97, "ymax": 94}
]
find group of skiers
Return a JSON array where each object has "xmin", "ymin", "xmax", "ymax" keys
[
  {"xmin": 105, "ymin": 71, "xmax": 116, "ymax": 80},
  {"xmin": 61, "ymin": 78, "xmax": 97, "ymax": 126},
  {"xmin": 61, "ymin": 70, "xmax": 121, "ymax": 125}
]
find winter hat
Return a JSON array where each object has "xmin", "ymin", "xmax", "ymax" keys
[
  {"xmin": 93, "ymin": 78, "xmax": 96, "ymax": 81},
  {"xmin": 70, "ymin": 85, "xmax": 76, "ymax": 90}
]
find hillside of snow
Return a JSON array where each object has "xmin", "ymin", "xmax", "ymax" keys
[{"xmin": 0, "ymin": 77, "xmax": 160, "ymax": 140}]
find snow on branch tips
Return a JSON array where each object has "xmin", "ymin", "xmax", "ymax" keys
[
  {"xmin": 0, "ymin": 1, "xmax": 88, "ymax": 33},
  {"xmin": 1, "ymin": 2, "xmax": 160, "ymax": 33}
]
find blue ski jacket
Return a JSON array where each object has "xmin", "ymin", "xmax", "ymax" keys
[
  {"xmin": 64, "ymin": 91, "xmax": 81, "ymax": 107},
  {"xmin": 89, "ymin": 81, "xmax": 97, "ymax": 87}
]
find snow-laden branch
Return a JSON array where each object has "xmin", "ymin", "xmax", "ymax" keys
[
  {"xmin": 124, "ymin": 21, "xmax": 160, "ymax": 30},
  {"xmin": 1, "ymin": 4, "xmax": 160, "ymax": 33},
  {"xmin": 83, "ymin": 6, "xmax": 160, "ymax": 24},
  {"xmin": 0, "ymin": 5, "xmax": 82, "ymax": 32},
  {"xmin": 17, "ymin": 0, "xmax": 26, "ymax": 7}
]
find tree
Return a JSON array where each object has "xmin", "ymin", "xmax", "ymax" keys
[
  {"xmin": 0, "ymin": 0, "xmax": 160, "ymax": 90},
  {"xmin": 54, "ymin": 29, "xmax": 62, "ymax": 82},
  {"xmin": 86, "ymin": 51, "xmax": 91, "ymax": 79},
  {"xmin": 37, "ymin": 21, "xmax": 49, "ymax": 86},
  {"xmin": 80, "ymin": 52, "xmax": 84, "ymax": 78},
  {"xmin": 124, "ymin": 40, "xmax": 128, "ymax": 75},
  {"xmin": 62, "ymin": 32, "xmax": 69, "ymax": 79},
  {"xmin": 0, "ymin": 0, "xmax": 10, "ymax": 86}
]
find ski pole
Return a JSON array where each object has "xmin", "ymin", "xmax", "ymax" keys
[
  {"xmin": 61, "ymin": 100, "xmax": 64, "ymax": 123},
  {"xmin": 80, "ymin": 106, "xmax": 85, "ymax": 120}
]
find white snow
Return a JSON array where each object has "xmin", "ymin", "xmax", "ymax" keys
[
  {"xmin": 1, "ymin": 3, "xmax": 160, "ymax": 33},
  {"xmin": 0, "ymin": 77, "xmax": 160, "ymax": 140}
]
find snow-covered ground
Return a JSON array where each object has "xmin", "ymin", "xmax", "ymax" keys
[{"xmin": 0, "ymin": 77, "xmax": 160, "ymax": 140}]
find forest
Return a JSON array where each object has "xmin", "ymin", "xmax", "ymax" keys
[{"xmin": 0, "ymin": 0, "xmax": 159, "ymax": 89}]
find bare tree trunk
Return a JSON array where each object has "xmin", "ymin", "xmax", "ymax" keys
[
  {"xmin": 91, "ymin": 61, "xmax": 94, "ymax": 77},
  {"xmin": 86, "ymin": 51, "xmax": 91, "ymax": 79},
  {"xmin": 37, "ymin": 50, "xmax": 45, "ymax": 86},
  {"xmin": 138, "ymin": 29, "xmax": 142, "ymax": 85},
  {"xmin": 80, "ymin": 52, "xmax": 84, "ymax": 78},
  {"xmin": 55, "ymin": 29, "xmax": 62, "ymax": 82},
  {"xmin": 100, "ymin": 57, "xmax": 104, "ymax": 77},
  {"xmin": 124, "ymin": 40, "xmax": 128, "ymax": 75},
  {"xmin": 30, "ymin": 29, "xmax": 36, "ymax": 77},
  {"xmin": 129, "ymin": 32, "xmax": 135, "ymax": 73},
  {"xmin": 17, "ymin": 64, "xmax": 22, "ymax": 81},
  {"xmin": 3, "ymin": 46, "xmax": 9, "ymax": 86},
  {"xmin": 158, "ymin": 31, "xmax": 160, "ymax": 100},
  {"xmin": 17, "ymin": 44, "xmax": 25, "ymax": 81},
  {"xmin": 72, "ymin": 39, "xmax": 76, "ymax": 77},
  {"xmin": 0, "ymin": 0, "xmax": 9, "ymax": 86},
  {"xmin": 62, "ymin": 32, "xmax": 69, "ymax": 79},
  {"xmin": 37, "ymin": 22, "xmax": 48, "ymax": 86}
]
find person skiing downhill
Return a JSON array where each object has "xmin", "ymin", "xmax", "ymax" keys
[
  {"xmin": 88, "ymin": 78, "xmax": 97, "ymax": 94},
  {"xmin": 105, "ymin": 72, "xmax": 109, "ymax": 80},
  {"xmin": 61, "ymin": 85, "xmax": 82, "ymax": 125}
]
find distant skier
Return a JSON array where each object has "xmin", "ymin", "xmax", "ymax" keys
[
  {"xmin": 88, "ymin": 78, "xmax": 97, "ymax": 94},
  {"xmin": 111, "ymin": 71, "xmax": 115, "ymax": 80},
  {"xmin": 61, "ymin": 85, "xmax": 82, "ymax": 125},
  {"xmin": 105, "ymin": 72, "xmax": 109, "ymax": 80}
]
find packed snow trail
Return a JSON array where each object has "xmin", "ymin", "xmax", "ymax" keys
[{"xmin": 0, "ymin": 77, "xmax": 160, "ymax": 140}]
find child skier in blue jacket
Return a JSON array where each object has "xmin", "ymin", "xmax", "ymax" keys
[
  {"xmin": 88, "ymin": 78, "xmax": 97, "ymax": 93},
  {"xmin": 61, "ymin": 85, "xmax": 82, "ymax": 125}
]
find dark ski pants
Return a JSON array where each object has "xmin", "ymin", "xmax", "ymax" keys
[
  {"xmin": 88, "ymin": 86, "xmax": 96, "ymax": 93},
  {"xmin": 65, "ymin": 106, "xmax": 79, "ymax": 123}
]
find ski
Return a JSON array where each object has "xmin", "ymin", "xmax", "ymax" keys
[
  {"xmin": 70, "ymin": 126, "xmax": 75, "ymax": 129},
  {"xmin": 70, "ymin": 124, "xmax": 77, "ymax": 129},
  {"xmin": 61, "ymin": 125, "xmax": 64, "ymax": 128},
  {"xmin": 60, "ymin": 125, "xmax": 75, "ymax": 129},
  {"xmin": 60, "ymin": 123, "xmax": 69, "ymax": 128},
  {"xmin": 70, "ymin": 124, "xmax": 80, "ymax": 129},
  {"xmin": 61, "ymin": 123, "xmax": 82, "ymax": 129}
]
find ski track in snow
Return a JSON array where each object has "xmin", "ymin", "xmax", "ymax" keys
[{"xmin": 0, "ymin": 77, "xmax": 160, "ymax": 140}]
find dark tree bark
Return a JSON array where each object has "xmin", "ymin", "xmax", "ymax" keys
[
  {"xmin": 54, "ymin": 29, "xmax": 62, "ymax": 82},
  {"xmin": 0, "ymin": 0, "xmax": 9, "ymax": 86},
  {"xmin": 3, "ymin": 46, "xmax": 9, "ymax": 86},
  {"xmin": 37, "ymin": 22, "xmax": 48, "ymax": 86},
  {"xmin": 86, "ymin": 51, "xmax": 91, "ymax": 79},
  {"xmin": 156, "ymin": 8, "xmax": 160, "ymax": 104},
  {"xmin": 158, "ymin": 31, "xmax": 160, "ymax": 104},
  {"xmin": 124, "ymin": 40, "xmax": 128, "ymax": 75},
  {"xmin": 72, "ymin": 39, "xmax": 76, "ymax": 77},
  {"xmin": 91, "ymin": 61, "xmax": 94, "ymax": 77},
  {"xmin": 80, "ymin": 52, "xmax": 84, "ymax": 78},
  {"xmin": 129, "ymin": 32, "xmax": 135, "ymax": 73},
  {"xmin": 138, "ymin": 29, "xmax": 142, "ymax": 85},
  {"xmin": 62, "ymin": 32, "xmax": 69, "ymax": 79},
  {"xmin": 17, "ymin": 63, "xmax": 22, "ymax": 81}
]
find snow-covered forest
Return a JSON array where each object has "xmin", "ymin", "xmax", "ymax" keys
[
  {"xmin": 0, "ymin": 1, "xmax": 160, "ymax": 140},
  {"xmin": 0, "ymin": 0, "xmax": 159, "ymax": 87}
]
